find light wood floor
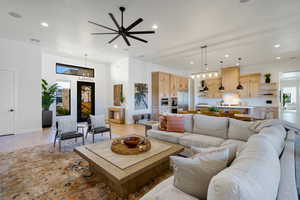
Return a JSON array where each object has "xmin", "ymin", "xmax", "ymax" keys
[{"xmin": 0, "ymin": 123, "xmax": 146, "ymax": 153}]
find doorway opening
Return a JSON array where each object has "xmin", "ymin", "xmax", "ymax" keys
[{"xmin": 77, "ymin": 81, "xmax": 95, "ymax": 122}]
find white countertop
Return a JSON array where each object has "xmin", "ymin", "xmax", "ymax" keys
[
  {"xmin": 196, "ymin": 105, "xmax": 278, "ymax": 109},
  {"xmin": 196, "ymin": 105, "xmax": 254, "ymax": 109}
]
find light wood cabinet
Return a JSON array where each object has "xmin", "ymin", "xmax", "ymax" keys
[
  {"xmin": 222, "ymin": 67, "xmax": 240, "ymax": 92},
  {"xmin": 158, "ymin": 72, "xmax": 170, "ymax": 98},
  {"xmin": 206, "ymin": 78, "xmax": 222, "ymax": 98},
  {"xmin": 170, "ymin": 75, "xmax": 178, "ymax": 97},
  {"xmin": 238, "ymin": 73, "xmax": 261, "ymax": 98}
]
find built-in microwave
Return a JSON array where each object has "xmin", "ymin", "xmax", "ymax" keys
[{"xmin": 161, "ymin": 98, "xmax": 169, "ymax": 106}]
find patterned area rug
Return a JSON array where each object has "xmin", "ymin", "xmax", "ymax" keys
[{"xmin": 0, "ymin": 141, "xmax": 172, "ymax": 200}]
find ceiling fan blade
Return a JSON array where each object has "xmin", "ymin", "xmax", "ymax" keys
[
  {"xmin": 88, "ymin": 21, "xmax": 118, "ymax": 32},
  {"xmin": 125, "ymin": 18, "xmax": 143, "ymax": 31},
  {"xmin": 109, "ymin": 13, "xmax": 121, "ymax": 30},
  {"xmin": 126, "ymin": 34, "xmax": 148, "ymax": 43},
  {"xmin": 127, "ymin": 31, "xmax": 155, "ymax": 34},
  {"xmin": 91, "ymin": 33, "xmax": 118, "ymax": 35},
  {"xmin": 108, "ymin": 34, "xmax": 121, "ymax": 44},
  {"xmin": 121, "ymin": 34, "xmax": 131, "ymax": 46}
]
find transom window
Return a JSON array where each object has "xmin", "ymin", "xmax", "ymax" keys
[{"xmin": 56, "ymin": 63, "xmax": 94, "ymax": 78}]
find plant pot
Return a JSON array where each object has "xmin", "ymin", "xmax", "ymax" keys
[
  {"xmin": 42, "ymin": 110, "xmax": 53, "ymax": 128},
  {"xmin": 265, "ymin": 77, "xmax": 271, "ymax": 83}
]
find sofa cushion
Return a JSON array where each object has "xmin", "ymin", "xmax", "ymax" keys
[
  {"xmin": 147, "ymin": 129, "xmax": 189, "ymax": 144},
  {"xmin": 207, "ymin": 131, "xmax": 280, "ymax": 200},
  {"xmin": 171, "ymin": 148, "xmax": 229, "ymax": 199},
  {"xmin": 228, "ymin": 118, "xmax": 257, "ymax": 141},
  {"xmin": 140, "ymin": 176, "xmax": 198, "ymax": 200},
  {"xmin": 252, "ymin": 125, "xmax": 286, "ymax": 156},
  {"xmin": 166, "ymin": 115, "xmax": 185, "ymax": 133},
  {"xmin": 193, "ymin": 114, "xmax": 229, "ymax": 139},
  {"xmin": 192, "ymin": 142, "xmax": 239, "ymax": 165},
  {"xmin": 179, "ymin": 134, "xmax": 224, "ymax": 148}
]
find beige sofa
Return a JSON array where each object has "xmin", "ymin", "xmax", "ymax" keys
[{"xmin": 141, "ymin": 114, "xmax": 298, "ymax": 200}]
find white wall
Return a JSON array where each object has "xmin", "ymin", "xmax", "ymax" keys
[
  {"xmin": 42, "ymin": 53, "xmax": 110, "ymax": 123},
  {"xmin": 0, "ymin": 39, "xmax": 42, "ymax": 134},
  {"xmin": 109, "ymin": 58, "xmax": 188, "ymax": 124}
]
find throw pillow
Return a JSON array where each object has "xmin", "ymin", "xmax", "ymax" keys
[
  {"xmin": 191, "ymin": 144, "xmax": 236, "ymax": 165},
  {"xmin": 166, "ymin": 115, "xmax": 184, "ymax": 133},
  {"xmin": 228, "ymin": 118, "xmax": 257, "ymax": 141},
  {"xmin": 159, "ymin": 115, "xmax": 167, "ymax": 131},
  {"xmin": 171, "ymin": 148, "xmax": 229, "ymax": 199}
]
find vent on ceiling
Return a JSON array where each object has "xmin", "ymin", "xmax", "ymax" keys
[
  {"xmin": 8, "ymin": 12, "xmax": 22, "ymax": 18},
  {"xmin": 240, "ymin": 0, "xmax": 251, "ymax": 3}
]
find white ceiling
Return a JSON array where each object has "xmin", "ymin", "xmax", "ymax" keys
[{"xmin": 1, "ymin": 0, "xmax": 300, "ymax": 69}]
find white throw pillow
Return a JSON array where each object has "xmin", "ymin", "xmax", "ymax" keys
[
  {"xmin": 90, "ymin": 115, "xmax": 105, "ymax": 128},
  {"xmin": 191, "ymin": 143, "xmax": 237, "ymax": 165},
  {"xmin": 193, "ymin": 114, "xmax": 229, "ymax": 139},
  {"xmin": 228, "ymin": 118, "xmax": 257, "ymax": 141},
  {"xmin": 171, "ymin": 148, "xmax": 229, "ymax": 199}
]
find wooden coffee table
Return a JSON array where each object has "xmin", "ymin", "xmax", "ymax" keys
[{"xmin": 74, "ymin": 138, "xmax": 184, "ymax": 198}]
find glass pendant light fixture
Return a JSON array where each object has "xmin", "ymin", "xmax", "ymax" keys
[
  {"xmin": 202, "ymin": 45, "xmax": 209, "ymax": 91},
  {"xmin": 218, "ymin": 61, "xmax": 225, "ymax": 91},
  {"xmin": 236, "ymin": 57, "xmax": 243, "ymax": 90}
]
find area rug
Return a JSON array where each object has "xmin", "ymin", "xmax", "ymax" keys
[{"xmin": 0, "ymin": 142, "xmax": 172, "ymax": 200}]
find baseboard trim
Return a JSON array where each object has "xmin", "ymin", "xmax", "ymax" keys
[
  {"xmin": 0, "ymin": 134, "xmax": 15, "ymax": 137},
  {"xmin": 15, "ymin": 128, "xmax": 43, "ymax": 135}
]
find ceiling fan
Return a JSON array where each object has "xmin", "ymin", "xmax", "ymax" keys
[{"xmin": 88, "ymin": 7, "xmax": 155, "ymax": 46}]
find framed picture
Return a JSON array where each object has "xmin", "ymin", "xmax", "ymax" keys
[{"xmin": 134, "ymin": 83, "xmax": 148, "ymax": 110}]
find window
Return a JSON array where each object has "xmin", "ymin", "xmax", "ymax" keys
[
  {"xmin": 56, "ymin": 81, "xmax": 71, "ymax": 116},
  {"xmin": 56, "ymin": 63, "xmax": 94, "ymax": 78}
]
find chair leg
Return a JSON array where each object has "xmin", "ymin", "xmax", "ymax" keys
[
  {"xmin": 93, "ymin": 133, "xmax": 95, "ymax": 144},
  {"xmin": 85, "ymin": 131, "xmax": 89, "ymax": 139},
  {"xmin": 82, "ymin": 135, "xmax": 85, "ymax": 145},
  {"xmin": 53, "ymin": 136, "xmax": 57, "ymax": 147},
  {"xmin": 109, "ymin": 131, "xmax": 112, "ymax": 139},
  {"xmin": 59, "ymin": 140, "xmax": 62, "ymax": 152}
]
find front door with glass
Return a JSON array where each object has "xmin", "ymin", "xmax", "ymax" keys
[{"xmin": 77, "ymin": 81, "xmax": 95, "ymax": 122}]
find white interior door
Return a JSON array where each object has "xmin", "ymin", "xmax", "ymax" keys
[{"xmin": 0, "ymin": 70, "xmax": 15, "ymax": 135}]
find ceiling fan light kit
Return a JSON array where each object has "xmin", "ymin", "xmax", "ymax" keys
[{"xmin": 89, "ymin": 7, "xmax": 155, "ymax": 46}]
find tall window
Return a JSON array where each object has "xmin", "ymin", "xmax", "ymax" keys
[
  {"xmin": 56, "ymin": 63, "xmax": 94, "ymax": 77},
  {"xmin": 56, "ymin": 81, "xmax": 71, "ymax": 116}
]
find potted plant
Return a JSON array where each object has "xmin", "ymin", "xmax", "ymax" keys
[
  {"xmin": 282, "ymin": 93, "xmax": 289, "ymax": 109},
  {"xmin": 120, "ymin": 96, "xmax": 125, "ymax": 106},
  {"xmin": 42, "ymin": 79, "xmax": 58, "ymax": 128},
  {"xmin": 264, "ymin": 73, "xmax": 271, "ymax": 83}
]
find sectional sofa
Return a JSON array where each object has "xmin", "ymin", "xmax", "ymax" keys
[{"xmin": 141, "ymin": 114, "xmax": 298, "ymax": 200}]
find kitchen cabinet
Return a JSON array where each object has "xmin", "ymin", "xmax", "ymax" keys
[
  {"xmin": 170, "ymin": 75, "xmax": 178, "ymax": 97},
  {"xmin": 158, "ymin": 72, "xmax": 170, "ymax": 98},
  {"xmin": 239, "ymin": 73, "xmax": 261, "ymax": 98},
  {"xmin": 206, "ymin": 78, "xmax": 222, "ymax": 98},
  {"xmin": 222, "ymin": 67, "xmax": 240, "ymax": 92},
  {"xmin": 177, "ymin": 76, "xmax": 188, "ymax": 91}
]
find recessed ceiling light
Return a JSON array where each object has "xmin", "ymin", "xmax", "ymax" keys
[
  {"xmin": 224, "ymin": 54, "xmax": 229, "ymax": 58},
  {"xmin": 274, "ymin": 44, "xmax": 281, "ymax": 48},
  {"xmin": 8, "ymin": 11, "xmax": 22, "ymax": 18},
  {"xmin": 113, "ymin": 44, "xmax": 118, "ymax": 48},
  {"xmin": 152, "ymin": 24, "xmax": 158, "ymax": 30},
  {"xmin": 236, "ymin": 63, "xmax": 240, "ymax": 66},
  {"xmin": 276, "ymin": 56, "xmax": 281, "ymax": 60},
  {"xmin": 190, "ymin": 61, "xmax": 194, "ymax": 65},
  {"xmin": 40, "ymin": 22, "xmax": 49, "ymax": 27}
]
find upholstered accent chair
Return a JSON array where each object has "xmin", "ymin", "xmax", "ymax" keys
[
  {"xmin": 54, "ymin": 118, "xmax": 84, "ymax": 151},
  {"xmin": 87, "ymin": 115, "xmax": 111, "ymax": 143}
]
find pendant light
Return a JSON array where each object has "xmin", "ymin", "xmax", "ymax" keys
[
  {"xmin": 236, "ymin": 58, "xmax": 244, "ymax": 90},
  {"xmin": 219, "ymin": 61, "xmax": 225, "ymax": 91},
  {"xmin": 202, "ymin": 45, "xmax": 209, "ymax": 91}
]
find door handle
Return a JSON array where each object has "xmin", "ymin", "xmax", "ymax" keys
[{"xmin": 9, "ymin": 109, "xmax": 14, "ymax": 112}]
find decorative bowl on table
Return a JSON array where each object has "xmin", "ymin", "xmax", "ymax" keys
[{"xmin": 123, "ymin": 136, "xmax": 141, "ymax": 148}]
